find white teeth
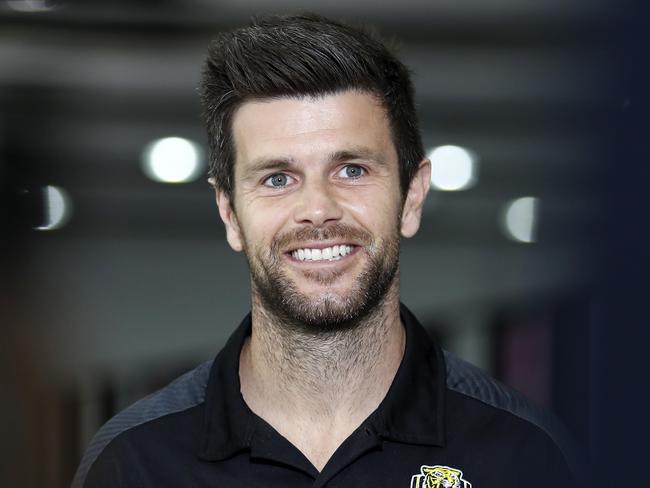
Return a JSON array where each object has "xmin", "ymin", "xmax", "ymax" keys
[{"xmin": 291, "ymin": 245, "xmax": 354, "ymax": 261}]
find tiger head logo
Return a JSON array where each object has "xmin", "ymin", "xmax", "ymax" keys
[{"xmin": 410, "ymin": 465, "xmax": 472, "ymax": 488}]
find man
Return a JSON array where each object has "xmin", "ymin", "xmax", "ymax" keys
[{"xmin": 73, "ymin": 14, "xmax": 579, "ymax": 488}]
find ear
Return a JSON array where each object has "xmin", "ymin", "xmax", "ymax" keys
[
  {"xmin": 214, "ymin": 187, "xmax": 244, "ymax": 252},
  {"xmin": 400, "ymin": 159, "xmax": 431, "ymax": 238}
]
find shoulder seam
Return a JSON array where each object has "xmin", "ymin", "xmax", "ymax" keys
[
  {"xmin": 71, "ymin": 359, "xmax": 213, "ymax": 488},
  {"xmin": 443, "ymin": 350, "xmax": 580, "ymax": 480}
]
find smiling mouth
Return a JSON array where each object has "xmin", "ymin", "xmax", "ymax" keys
[{"xmin": 289, "ymin": 244, "xmax": 356, "ymax": 262}]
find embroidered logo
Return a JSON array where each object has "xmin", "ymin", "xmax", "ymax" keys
[{"xmin": 410, "ymin": 465, "xmax": 472, "ymax": 488}]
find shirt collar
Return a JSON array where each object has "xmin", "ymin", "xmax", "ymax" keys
[
  {"xmin": 198, "ymin": 312, "xmax": 254, "ymax": 460},
  {"xmin": 198, "ymin": 303, "xmax": 446, "ymax": 461},
  {"xmin": 368, "ymin": 303, "xmax": 446, "ymax": 446}
]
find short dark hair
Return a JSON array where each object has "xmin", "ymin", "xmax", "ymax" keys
[{"xmin": 199, "ymin": 13, "xmax": 424, "ymax": 200}]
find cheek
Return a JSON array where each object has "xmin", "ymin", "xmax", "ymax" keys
[
  {"xmin": 343, "ymin": 188, "xmax": 401, "ymax": 226},
  {"xmin": 239, "ymin": 201, "xmax": 292, "ymax": 248}
]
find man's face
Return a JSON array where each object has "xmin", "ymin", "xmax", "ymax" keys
[{"xmin": 217, "ymin": 90, "xmax": 429, "ymax": 332}]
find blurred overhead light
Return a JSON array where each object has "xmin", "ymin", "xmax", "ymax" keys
[
  {"xmin": 35, "ymin": 185, "xmax": 72, "ymax": 231},
  {"xmin": 142, "ymin": 137, "xmax": 203, "ymax": 184},
  {"xmin": 428, "ymin": 145, "xmax": 478, "ymax": 191},
  {"xmin": 501, "ymin": 196, "xmax": 539, "ymax": 244},
  {"xmin": 7, "ymin": 0, "xmax": 59, "ymax": 12}
]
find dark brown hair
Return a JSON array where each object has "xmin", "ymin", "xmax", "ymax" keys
[{"xmin": 199, "ymin": 13, "xmax": 424, "ymax": 200}]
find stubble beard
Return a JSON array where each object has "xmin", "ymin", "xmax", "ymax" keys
[{"xmin": 244, "ymin": 222, "xmax": 401, "ymax": 335}]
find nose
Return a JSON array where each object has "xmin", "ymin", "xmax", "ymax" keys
[{"xmin": 292, "ymin": 177, "xmax": 343, "ymax": 227}]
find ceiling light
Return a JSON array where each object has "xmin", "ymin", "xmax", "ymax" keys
[
  {"xmin": 34, "ymin": 185, "xmax": 72, "ymax": 231},
  {"xmin": 142, "ymin": 137, "xmax": 203, "ymax": 184},
  {"xmin": 501, "ymin": 196, "xmax": 540, "ymax": 243},
  {"xmin": 428, "ymin": 145, "xmax": 478, "ymax": 191}
]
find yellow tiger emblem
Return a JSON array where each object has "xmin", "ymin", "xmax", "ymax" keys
[{"xmin": 410, "ymin": 465, "xmax": 472, "ymax": 488}]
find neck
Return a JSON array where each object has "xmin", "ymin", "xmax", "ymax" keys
[{"xmin": 239, "ymin": 283, "xmax": 405, "ymax": 469}]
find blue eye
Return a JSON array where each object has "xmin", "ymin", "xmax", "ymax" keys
[
  {"xmin": 340, "ymin": 164, "xmax": 365, "ymax": 178},
  {"xmin": 264, "ymin": 173, "xmax": 291, "ymax": 187}
]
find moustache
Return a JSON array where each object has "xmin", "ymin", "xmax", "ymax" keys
[{"xmin": 271, "ymin": 224, "xmax": 372, "ymax": 254}]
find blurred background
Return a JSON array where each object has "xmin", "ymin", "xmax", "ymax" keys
[{"xmin": 2, "ymin": 0, "xmax": 648, "ymax": 486}]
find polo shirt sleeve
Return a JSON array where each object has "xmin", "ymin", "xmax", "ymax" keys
[{"xmin": 83, "ymin": 434, "xmax": 143, "ymax": 487}]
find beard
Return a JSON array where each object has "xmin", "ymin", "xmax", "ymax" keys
[{"xmin": 244, "ymin": 222, "xmax": 400, "ymax": 334}]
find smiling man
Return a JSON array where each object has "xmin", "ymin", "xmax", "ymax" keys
[{"xmin": 73, "ymin": 14, "xmax": 579, "ymax": 488}]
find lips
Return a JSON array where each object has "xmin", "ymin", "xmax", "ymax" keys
[
  {"xmin": 291, "ymin": 244, "xmax": 355, "ymax": 262},
  {"xmin": 273, "ymin": 223, "xmax": 370, "ymax": 265}
]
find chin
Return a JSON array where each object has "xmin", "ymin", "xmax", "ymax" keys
[
  {"xmin": 258, "ymin": 277, "xmax": 393, "ymax": 335},
  {"xmin": 249, "ymin": 226, "xmax": 400, "ymax": 334}
]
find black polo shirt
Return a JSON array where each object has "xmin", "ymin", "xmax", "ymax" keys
[{"xmin": 73, "ymin": 305, "xmax": 580, "ymax": 488}]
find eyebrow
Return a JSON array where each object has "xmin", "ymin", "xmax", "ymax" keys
[
  {"xmin": 328, "ymin": 147, "xmax": 388, "ymax": 166},
  {"xmin": 244, "ymin": 157, "xmax": 295, "ymax": 177}
]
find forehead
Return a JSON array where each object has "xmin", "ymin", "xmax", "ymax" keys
[{"xmin": 230, "ymin": 91, "xmax": 396, "ymax": 169}]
